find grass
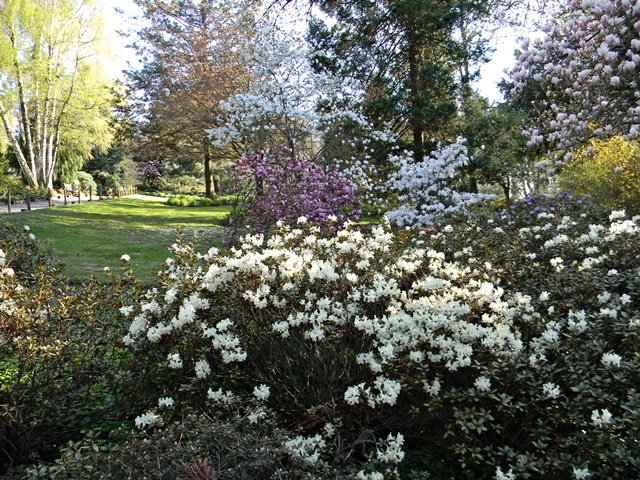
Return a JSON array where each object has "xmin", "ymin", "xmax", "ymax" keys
[{"xmin": 0, "ymin": 197, "xmax": 230, "ymax": 284}]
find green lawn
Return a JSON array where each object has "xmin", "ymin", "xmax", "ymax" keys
[{"xmin": 0, "ymin": 197, "xmax": 230, "ymax": 284}]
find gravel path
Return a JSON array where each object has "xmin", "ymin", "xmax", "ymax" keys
[{"xmin": 0, "ymin": 194, "xmax": 167, "ymax": 216}]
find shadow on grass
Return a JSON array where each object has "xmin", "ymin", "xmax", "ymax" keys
[{"xmin": 1, "ymin": 198, "xmax": 231, "ymax": 285}]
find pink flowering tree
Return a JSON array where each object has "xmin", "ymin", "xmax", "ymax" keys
[
  {"xmin": 226, "ymin": 148, "xmax": 360, "ymax": 239},
  {"xmin": 510, "ymin": 0, "xmax": 640, "ymax": 171}
]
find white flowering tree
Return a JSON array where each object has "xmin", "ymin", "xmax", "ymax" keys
[
  {"xmin": 207, "ymin": 24, "xmax": 396, "ymax": 203},
  {"xmin": 385, "ymin": 137, "xmax": 495, "ymax": 227},
  {"xmin": 510, "ymin": 0, "xmax": 640, "ymax": 168}
]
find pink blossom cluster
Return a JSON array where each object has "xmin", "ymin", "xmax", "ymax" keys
[
  {"xmin": 511, "ymin": 0, "xmax": 640, "ymax": 167},
  {"xmin": 228, "ymin": 148, "xmax": 360, "ymax": 236}
]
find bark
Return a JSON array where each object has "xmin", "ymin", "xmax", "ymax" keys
[
  {"xmin": 501, "ymin": 181, "xmax": 511, "ymax": 206},
  {"xmin": 0, "ymin": 105, "xmax": 38, "ymax": 186},
  {"xmin": 203, "ymin": 138, "xmax": 215, "ymax": 198},
  {"xmin": 407, "ymin": 22, "xmax": 424, "ymax": 159}
]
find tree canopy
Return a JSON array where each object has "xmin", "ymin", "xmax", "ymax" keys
[
  {"xmin": 127, "ymin": 0, "xmax": 258, "ymax": 198},
  {"xmin": 511, "ymin": 0, "xmax": 640, "ymax": 169},
  {"xmin": 0, "ymin": 0, "xmax": 115, "ymax": 188}
]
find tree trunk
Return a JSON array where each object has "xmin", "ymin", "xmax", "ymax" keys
[
  {"xmin": 407, "ymin": 23, "xmax": 424, "ymax": 159},
  {"xmin": 0, "ymin": 107, "xmax": 38, "ymax": 186},
  {"xmin": 203, "ymin": 139, "xmax": 216, "ymax": 198},
  {"xmin": 501, "ymin": 182, "xmax": 511, "ymax": 207},
  {"xmin": 11, "ymin": 32, "xmax": 38, "ymax": 184},
  {"xmin": 213, "ymin": 175, "xmax": 220, "ymax": 197}
]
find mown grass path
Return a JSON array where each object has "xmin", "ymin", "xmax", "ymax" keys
[{"xmin": 0, "ymin": 197, "xmax": 230, "ymax": 284}]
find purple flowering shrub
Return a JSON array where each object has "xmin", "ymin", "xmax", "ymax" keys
[
  {"xmin": 226, "ymin": 148, "xmax": 360, "ymax": 239},
  {"xmin": 496, "ymin": 192, "xmax": 609, "ymax": 227}
]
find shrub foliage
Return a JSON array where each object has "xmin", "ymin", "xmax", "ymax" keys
[{"xmin": 1, "ymin": 195, "xmax": 639, "ymax": 479}]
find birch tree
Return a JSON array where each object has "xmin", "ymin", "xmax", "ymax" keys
[{"xmin": 0, "ymin": 0, "xmax": 114, "ymax": 188}]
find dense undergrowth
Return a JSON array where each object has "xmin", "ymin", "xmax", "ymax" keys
[{"xmin": 1, "ymin": 194, "xmax": 638, "ymax": 479}]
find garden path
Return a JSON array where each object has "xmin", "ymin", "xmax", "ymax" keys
[{"xmin": 0, "ymin": 193, "xmax": 168, "ymax": 215}]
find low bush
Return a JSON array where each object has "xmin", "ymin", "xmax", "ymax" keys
[
  {"xmin": 117, "ymin": 197, "xmax": 639, "ymax": 479},
  {"xmin": 0, "ymin": 221, "xmax": 60, "ymax": 278},
  {"xmin": 0, "ymin": 244, "xmax": 140, "ymax": 470},
  {"xmin": 75, "ymin": 172, "xmax": 98, "ymax": 195},
  {"xmin": 18, "ymin": 411, "xmax": 364, "ymax": 480},
  {"xmin": 167, "ymin": 194, "xmax": 213, "ymax": 207}
]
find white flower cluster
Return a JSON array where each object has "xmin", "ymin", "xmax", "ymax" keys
[
  {"xmin": 385, "ymin": 137, "xmax": 495, "ymax": 227},
  {"xmin": 283, "ymin": 434, "xmax": 326, "ymax": 466},
  {"xmin": 0, "ymin": 248, "xmax": 14, "ymax": 277},
  {"xmin": 122, "ymin": 221, "xmax": 531, "ymax": 421},
  {"xmin": 591, "ymin": 408, "xmax": 613, "ymax": 427},
  {"xmin": 134, "ymin": 412, "xmax": 163, "ymax": 429},
  {"xmin": 376, "ymin": 433, "xmax": 405, "ymax": 464}
]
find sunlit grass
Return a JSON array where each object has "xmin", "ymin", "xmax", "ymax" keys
[{"xmin": 1, "ymin": 198, "xmax": 230, "ymax": 284}]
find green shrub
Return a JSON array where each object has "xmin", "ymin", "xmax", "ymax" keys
[
  {"xmin": 0, "ymin": 247, "xmax": 140, "ymax": 470},
  {"xmin": 557, "ymin": 136, "xmax": 640, "ymax": 215},
  {"xmin": 17, "ymin": 412, "xmax": 364, "ymax": 480},
  {"xmin": 0, "ymin": 221, "xmax": 60, "ymax": 278},
  {"xmin": 214, "ymin": 195, "xmax": 232, "ymax": 206},
  {"xmin": 75, "ymin": 172, "xmax": 98, "ymax": 195},
  {"xmin": 166, "ymin": 194, "xmax": 212, "ymax": 208}
]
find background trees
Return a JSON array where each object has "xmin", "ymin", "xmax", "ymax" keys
[
  {"xmin": 0, "ymin": 0, "xmax": 115, "ymax": 189},
  {"xmin": 308, "ymin": 0, "xmax": 481, "ymax": 158},
  {"xmin": 127, "ymin": 0, "xmax": 258, "ymax": 198}
]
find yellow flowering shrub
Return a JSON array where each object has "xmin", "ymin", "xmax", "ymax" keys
[{"xmin": 558, "ymin": 136, "xmax": 640, "ymax": 214}]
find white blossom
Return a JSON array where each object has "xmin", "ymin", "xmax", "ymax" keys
[
  {"xmin": 253, "ymin": 384, "xmax": 271, "ymax": 401},
  {"xmin": 601, "ymin": 352, "xmax": 622, "ymax": 367},
  {"xmin": 134, "ymin": 412, "xmax": 163, "ymax": 429},
  {"xmin": 474, "ymin": 376, "xmax": 492, "ymax": 392},
  {"xmin": 543, "ymin": 382, "xmax": 561, "ymax": 399},
  {"xmin": 591, "ymin": 408, "xmax": 613, "ymax": 427}
]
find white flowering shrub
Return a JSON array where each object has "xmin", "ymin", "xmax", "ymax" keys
[
  {"xmin": 5, "ymin": 195, "xmax": 637, "ymax": 478},
  {"xmin": 427, "ymin": 196, "xmax": 640, "ymax": 478},
  {"xmin": 385, "ymin": 137, "xmax": 495, "ymax": 227},
  {"xmin": 118, "ymin": 194, "xmax": 640, "ymax": 478},
  {"xmin": 0, "ymin": 220, "xmax": 60, "ymax": 278},
  {"xmin": 119, "ymin": 219, "xmax": 528, "ymax": 474}
]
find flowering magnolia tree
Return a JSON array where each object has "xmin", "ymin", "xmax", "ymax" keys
[
  {"xmin": 511, "ymin": 0, "xmax": 640, "ymax": 168},
  {"xmin": 225, "ymin": 148, "xmax": 360, "ymax": 239},
  {"xmin": 385, "ymin": 137, "xmax": 495, "ymax": 227},
  {"xmin": 207, "ymin": 24, "xmax": 396, "ymax": 204}
]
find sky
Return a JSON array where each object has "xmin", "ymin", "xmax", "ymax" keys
[
  {"xmin": 105, "ymin": 1, "xmax": 526, "ymax": 104},
  {"xmin": 474, "ymin": 31, "xmax": 523, "ymax": 103}
]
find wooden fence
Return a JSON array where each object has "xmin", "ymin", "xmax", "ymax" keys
[{"xmin": 0, "ymin": 185, "xmax": 138, "ymax": 214}]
